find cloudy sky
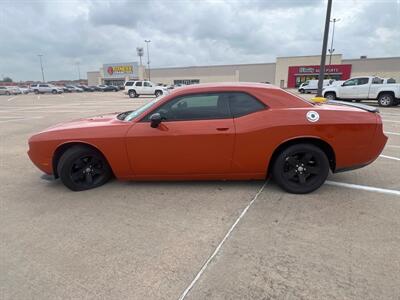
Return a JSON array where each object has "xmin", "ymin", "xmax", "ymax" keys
[{"xmin": 1, "ymin": 0, "xmax": 399, "ymax": 81}]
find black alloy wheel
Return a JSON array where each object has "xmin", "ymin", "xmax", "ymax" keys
[
  {"xmin": 155, "ymin": 90, "xmax": 163, "ymax": 97},
  {"xmin": 272, "ymin": 143, "xmax": 329, "ymax": 194},
  {"xmin": 57, "ymin": 146, "xmax": 112, "ymax": 191}
]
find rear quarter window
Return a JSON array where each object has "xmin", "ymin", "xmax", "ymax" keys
[{"xmin": 228, "ymin": 92, "xmax": 266, "ymax": 117}]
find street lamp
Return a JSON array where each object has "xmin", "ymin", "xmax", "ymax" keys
[
  {"xmin": 136, "ymin": 47, "xmax": 144, "ymax": 66},
  {"xmin": 145, "ymin": 40, "xmax": 151, "ymax": 80},
  {"xmin": 76, "ymin": 62, "xmax": 81, "ymax": 81},
  {"xmin": 328, "ymin": 18, "xmax": 341, "ymax": 66},
  {"xmin": 38, "ymin": 54, "xmax": 45, "ymax": 82}
]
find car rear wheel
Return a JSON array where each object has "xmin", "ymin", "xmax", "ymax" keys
[
  {"xmin": 324, "ymin": 92, "xmax": 336, "ymax": 100},
  {"xmin": 52, "ymin": 90, "xmax": 57, "ymax": 94},
  {"xmin": 57, "ymin": 145, "xmax": 112, "ymax": 191},
  {"xmin": 272, "ymin": 143, "xmax": 329, "ymax": 194},
  {"xmin": 128, "ymin": 90, "xmax": 137, "ymax": 98},
  {"xmin": 5, "ymin": 91, "xmax": 10, "ymax": 95},
  {"xmin": 155, "ymin": 90, "xmax": 163, "ymax": 97},
  {"xmin": 378, "ymin": 93, "xmax": 394, "ymax": 107}
]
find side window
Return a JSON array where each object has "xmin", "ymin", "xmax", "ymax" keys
[
  {"xmin": 228, "ymin": 93, "xmax": 266, "ymax": 117},
  {"xmin": 144, "ymin": 82, "xmax": 151, "ymax": 87},
  {"xmin": 135, "ymin": 82, "xmax": 142, "ymax": 87},
  {"xmin": 39, "ymin": 84, "xmax": 47, "ymax": 87},
  {"xmin": 125, "ymin": 81, "xmax": 134, "ymax": 86},
  {"xmin": 149, "ymin": 93, "xmax": 230, "ymax": 121},
  {"xmin": 357, "ymin": 78, "xmax": 369, "ymax": 85},
  {"xmin": 343, "ymin": 79, "xmax": 357, "ymax": 86}
]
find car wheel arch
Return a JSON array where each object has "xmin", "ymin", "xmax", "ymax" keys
[
  {"xmin": 52, "ymin": 142, "xmax": 114, "ymax": 179},
  {"xmin": 267, "ymin": 137, "xmax": 336, "ymax": 176}
]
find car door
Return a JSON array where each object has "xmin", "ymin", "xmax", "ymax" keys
[
  {"xmin": 340, "ymin": 79, "xmax": 357, "ymax": 98},
  {"xmin": 134, "ymin": 81, "xmax": 144, "ymax": 94},
  {"xmin": 143, "ymin": 81, "xmax": 153, "ymax": 95},
  {"xmin": 354, "ymin": 77, "xmax": 370, "ymax": 98},
  {"xmin": 125, "ymin": 93, "xmax": 235, "ymax": 176}
]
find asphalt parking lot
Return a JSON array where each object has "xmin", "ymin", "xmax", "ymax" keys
[{"xmin": 1, "ymin": 91, "xmax": 399, "ymax": 299}]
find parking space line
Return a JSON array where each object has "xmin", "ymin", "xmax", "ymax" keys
[
  {"xmin": 178, "ymin": 181, "xmax": 268, "ymax": 300},
  {"xmin": 383, "ymin": 119, "xmax": 400, "ymax": 123},
  {"xmin": 0, "ymin": 116, "xmax": 43, "ymax": 123},
  {"xmin": 379, "ymin": 154, "xmax": 400, "ymax": 161},
  {"xmin": 381, "ymin": 113, "xmax": 400, "ymax": 117},
  {"xmin": 385, "ymin": 132, "xmax": 400, "ymax": 136},
  {"xmin": 386, "ymin": 145, "xmax": 400, "ymax": 149},
  {"xmin": 326, "ymin": 181, "xmax": 400, "ymax": 196},
  {"xmin": 7, "ymin": 96, "xmax": 18, "ymax": 102}
]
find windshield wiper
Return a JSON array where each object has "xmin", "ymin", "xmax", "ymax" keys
[{"xmin": 117, "ymin": 110, "xmax": 134, "ymax": 120}]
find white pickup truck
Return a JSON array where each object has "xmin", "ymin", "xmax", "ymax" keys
[
  {"xmin": 124, "ymin": 80, "xmax": 166, "ymax": 98},
  {"xmin": 322, "ymin": 76, "xmax": 400, "ymax": 107}
]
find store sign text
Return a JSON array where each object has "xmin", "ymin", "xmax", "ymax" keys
[{"xmin": 107, "ymin": 65, "xmax": 133, "ymax": 75}]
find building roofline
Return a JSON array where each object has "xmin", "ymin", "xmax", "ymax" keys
[
  {"xmin": 151, "ymin": 62, "xmax": 276, "ymax": 71},
  {"xmin": 342, "ymin": 56, "xmax": 400, "ymax": 61},
  {"xmin": 276, "ymin": 54, "xmax": 342, "ymax": 59}
]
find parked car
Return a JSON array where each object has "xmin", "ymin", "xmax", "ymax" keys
[
  {"xmin": 124, "ymin": 80, "xmax": 166, "ymax": 98},
  {"xmin": 62, "ymin": 86, "xmax": 74, "ymax": 93},
  {"xmin": 78, "ymin": 85, "xmax": 95, "ymax": 92},
  {"xmin": 89, "ymin": 85, "xmax": 101, "ymax": 91},
  {"xmin": 0, "ymin": 86, "xmax": 20, "ymax": 95},
  {"xmin": 18, "ymin": 86, "xmax": 31, "ymax": 94},
  {"xmin": 31, "ymin": 83, "xmax": 63, "ymax": 94},
  {"xmin": 322, "ymin": 76, "xmax": 400, "ymax": 106},
  {"xmin": 64, "ymin": 85, "xmax": 83, "ymax": 92},
  {"xmin": 298, "ymin": 79, "xmax": 334, "ymax": 94},
  {"xmin": 28, "ymin": 82, "xmax": 387, "ymax": 193}
]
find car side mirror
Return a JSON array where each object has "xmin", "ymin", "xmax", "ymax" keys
[{"xmin": 149, "ymin": 113, "xmax": 162, "ymax": 128}]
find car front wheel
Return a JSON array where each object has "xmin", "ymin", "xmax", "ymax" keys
[
  {"xmin": 57, "ymin": 145, "xmax": 112, "ymax": 191},
  {"xmin": 272, "ymin": 143, "xmax": 329, "ymax": 194},
  {"xmin": 155, "ymin": 90, "xmax": 163, "ymax": 97}
]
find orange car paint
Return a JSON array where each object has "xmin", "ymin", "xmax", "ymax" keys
[{"xmin": 28, "ymin": 83, "xmax": 387, "ymax": 180}]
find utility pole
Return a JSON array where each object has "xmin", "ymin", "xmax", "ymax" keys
[
  {"xmin": 38, "ymin": 54, "xmax": 45, "ymax": 82},
  {"xmin": 317, "ymin": 0, "xmax": 332, "ymax": 97},
  {"xmin": 145, "ymin": 40, "xmax": 151, "ymax": 81},
  {"xmin": 328, "ymin": 18, "xmax": 340, "ymax": 66},
  {"xmin": 76, "ymin": 62, "xmax": 81, "ymax": 81}
]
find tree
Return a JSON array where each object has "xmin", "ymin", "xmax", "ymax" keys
[{"xmin": 2, "ymin": 77, "xmax": 13, "ymax": 82}]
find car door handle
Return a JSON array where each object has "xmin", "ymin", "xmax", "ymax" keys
[{"xmin": 216, "ymin": 127, "xmax": 229, "ymax": 131}]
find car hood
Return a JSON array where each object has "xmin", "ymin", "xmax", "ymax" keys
[{"xmin": 40, "ymin": 112, "xmax": 122, "ymax": 133}]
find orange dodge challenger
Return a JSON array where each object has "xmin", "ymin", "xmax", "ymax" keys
[{"xmin": 28, "ymin": 83, "xmax": 387, "ymax": 193}]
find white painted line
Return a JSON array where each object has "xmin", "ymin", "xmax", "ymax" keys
[
  {"xmin": 380, "ymin": 154, "xmax": 400, "ymax": 161},
  {"xmin": 381, "ymin": 113, "xmax": 400, "ymax": 117},
  {"xmin": 386, "ymin": 145, "xmax": 400, "ymax": 149},
  {"xmin": 326, "ymin": 181, "xmax": 400, "ymax": 196},
  {"xmin": 383, "ymin": 119, "xmax": 400, "ymax": 123},
  {"xmin": 37, "ymin": 95, "xmax": 40, "ymax": 100},
  {"xmin": 385, "ymin": 132, "xmax": 400, "ymax": 136},
  {"xmin": 0, "ymin": 116, "xmax": 43, "ymax": 123},
  {"xmin": 178, "ymin": 181, "xmax": 267, "ymax": 300},
  {"xmin": 7, "ymin": 96, "xmax": 18, "ymax": 102}
]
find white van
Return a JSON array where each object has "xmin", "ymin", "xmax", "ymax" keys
[{"xmin": 298, "ymin": 79, "xmax": 333, "ymax": 93}]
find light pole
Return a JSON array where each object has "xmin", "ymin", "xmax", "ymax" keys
[
  {"xmin": 38, "ymin": 54, "xmax": 45, "ymax": 82},
  {"xmin": 145, "ymin": 40, "xmax": 151, "ymax": 80},
  {"xmin": 316, "ymin": 0, "xmax": 332, "ymax": 97},
  {"xmin": 328, "ymin": 18, "xmax": 341, "ymax": 67},
  {"xmin": 76, "ymin": 62, "xmax": 81, "ymax": 81},
  {"xmin": 136, "ymin": 47, "xmax": 144, "ymax": 66}
]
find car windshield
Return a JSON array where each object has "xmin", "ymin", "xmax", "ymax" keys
[{"xmin": 121, "ymin": 92, "xmax": 170, "ymax": 121}]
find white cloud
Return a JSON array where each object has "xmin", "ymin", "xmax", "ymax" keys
[{"xmin": 0, "ymin": 0, "xmax": 398, "ymax": 81}]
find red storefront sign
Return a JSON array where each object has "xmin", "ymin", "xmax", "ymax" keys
[{"xmin": 287, "ymin": 64, "xmax": 352, "ymax": 88}]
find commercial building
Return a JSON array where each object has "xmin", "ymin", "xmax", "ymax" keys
[
  {"xmin": 87, "ymin": 62, "xmax": 139, "ymax": 86},
  {"xmin": 87, "ymin": 55, "xmax": 400, "ymax": 88}
]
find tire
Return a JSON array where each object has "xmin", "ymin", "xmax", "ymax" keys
[
  {"xmin": 354, "ymin": 100, "xmax": 362, "ymax": 103},
  {"xmin": 52, "ymin": 90, "xmax": 57, "ymax": 94},
  {"xmin": 155, "ymin": 90, "xmax": 163, "ymax": 97},
  {"xmin": 378, "ymin": 93, "xmax": 394, "ymax": 107},
  {"xmin": 324, "ymin": 92, "xmax": 336, "ymax": 100},
  {"xmin": 57, "ymin": 145, "xmax": 112, "ymax": 191},
  {"xmin": 299, "ymin": 89, "xmax": 305, "ymax": 94},
  {"xmin": 34, "ymin": 90, "xmax": 39, "ymax": 94},
  {"xmin": 128, "ymin": 90, "xmax": 137, "ymax": 98},
  {"xmin": 5, "ymin": 91, "xmax": 10, "ymax": 95},
  {"xmin": 272, "ymin": 143, "xmax": 330, "ymax": 194}
]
